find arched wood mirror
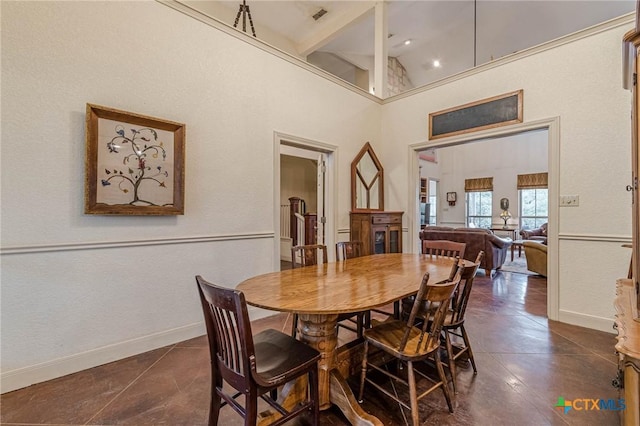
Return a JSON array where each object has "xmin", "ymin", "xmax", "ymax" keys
[{"xmin": 351, "ymin": 142, "xmax": 384, "ymax": 211}]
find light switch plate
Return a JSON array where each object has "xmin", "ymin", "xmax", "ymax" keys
[{"xmin": 560, "ymin": 195, "xmax": 579, "ymax": 207}]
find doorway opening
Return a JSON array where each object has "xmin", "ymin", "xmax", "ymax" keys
[
  {"xmin": 274, "ymin": 132, "xmax": 336, "ymax": 271},
  {"xmin": 408, "ymin": 117, "xmax": 559, "ymax": 320}
]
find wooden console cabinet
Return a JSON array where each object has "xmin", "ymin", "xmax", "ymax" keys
[
  {"xmin": 616, "ymin": 12, "xmax": 640, "ymax": 424},
  {"xmin": 350, "ymin": 211, "xmax": 403, "ymax": 255},
  {"xmin": 614, "ymin": 279, "xmax": 640, "ymax": 426}
]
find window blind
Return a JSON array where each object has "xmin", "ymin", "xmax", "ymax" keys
[
  {"xmin": 464, "ymin": 177, "xmax": 493, "ymax": 192},
  {"xmin": 517, "ymin": 172, "xmax": 548, "ymax": 189}
]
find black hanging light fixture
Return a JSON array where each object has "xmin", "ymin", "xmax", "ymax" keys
[{"xmin": 233, "ymin": 0, "xmax": 257, "ymax": 37}]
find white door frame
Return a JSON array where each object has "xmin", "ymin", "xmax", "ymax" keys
[
  {"xmin": 274, "ymin": 132, "xmax": 338, "ymax": 270},
  {"xmin": 316, "ymin": 152, "xmax": 327, "ymax": 246},
  {"xmin": 407, "ymin": 117, "xmax": 560, "ymax": 321}
]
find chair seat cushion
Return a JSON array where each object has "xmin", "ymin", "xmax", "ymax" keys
[
  {"xmin": 363, "ymin": 320, "xmax": 440, "ymax": 361},
  {"xmin": 253, "ymin": 329, "xmax": 320, "ymax": 384}
]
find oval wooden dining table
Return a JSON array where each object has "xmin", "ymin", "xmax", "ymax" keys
[{"xmin": 237, "ymin": 253, "xmax": 458, "ymax": 426}]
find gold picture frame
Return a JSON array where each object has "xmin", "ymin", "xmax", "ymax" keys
[{"xmin": 85, "ymin": 104, "xmax": 185, "ymax": 215}]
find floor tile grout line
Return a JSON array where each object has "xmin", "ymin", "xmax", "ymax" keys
[
  {"xmin": 82, "ymin": 344, "xmax": 177, "ymax": 425},
  {"xmin": 529, "ymin": 317, "xmax": 619, "ymax": 365},
  {"xmin": 1, "ymin": 423, "xmax": 85, "ymax": 426},
  {"xmin": 3, "ymin": 273, "xmax": 619, "ymax": 425},
  {"xmin": 486, "ymin": 350, "xmax": 571, "ymax": 425}
]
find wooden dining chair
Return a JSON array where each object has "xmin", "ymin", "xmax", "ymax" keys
[
  {"xmin": 441, "ymin": 251, "xmax": 484, "ymax": 394},
  {"xmin": 400, "ymin": 256, "xmax": 462, "ymax": 320},
  {"xmin": 422, "ymin": 239, "xmax": 466, "ymax": 259},
  {"xmin": 381, "ymin": 240, "xmax": 465, "ymax": 324},
  {"xmin": 196, "ymin": 275, "xmax": 321, "ymax": 426},
  {"xmin": 394, "ymin": 241, "xmax": 464, "ymax": 322},
  {"xmin": 335, "ymin": 241, "xmax": 363, "ymax": 261},
  {"xmin": 358, "ymin": 272, "xmax": 460, "ymax": 426},
  {"xmin": 291, "ymin": 244, "xmax": 328, "ymax": 268},
  {"xmin": 334, "ymin": 241, "xmax": 369, "ymax": 338},
  {"xmin": 290, "ymin": 244, "xmax": 328, "ymax": 337}
]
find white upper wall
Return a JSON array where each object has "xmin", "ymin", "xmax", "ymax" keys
[
  {"xmin": 181, "ymin": 0, "xmax": 303, "ymax": 58},
  {"xmin": 0, "ymin": 0, "xmax": 634, "ymax": 393},
  {"xmin": 381, "ymin": 17, "xmax": 632, "ymax": 331},
  {"xmin": 0, "ymin": 1, "xmax": 380, "ymax": 392},
  {"xmin": 422, "ymin": 130, "xmax": 548, "ymax": 227}
]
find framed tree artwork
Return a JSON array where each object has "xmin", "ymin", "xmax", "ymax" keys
[{"xmin": 85, "ymin": 104, "xmax": 185, "ymax": 215}]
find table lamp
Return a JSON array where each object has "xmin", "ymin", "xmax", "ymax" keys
[
  {"xmin": 500, "ymin": 210, "xmax": 512, "ymax": 228},
  {"xmin": 499, "ymin": 198, "xmax": 511, "ymax": 228}
]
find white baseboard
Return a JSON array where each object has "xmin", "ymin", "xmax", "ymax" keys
[
  {"xmin": 1, "ymin": 322, "xmax": 205, "ymax": 394},
  {"xmin": 558, "ymin": 309, "xmax": 616, "ymax": 334}
]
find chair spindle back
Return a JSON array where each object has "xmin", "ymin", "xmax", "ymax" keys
[
  {"xmin": 449, "ymin": 251, "xmax": 484, "ymax": 325},
  {"xmin": 336, "ymin": 241, "xmax": 363, "ymax": 260},
  {"xmin": 196, "ymin": 276, "xmax": 254, "ymax": 392},
  {"xmin": 422, "ymin": 240, "xmax": 466, "ymax": 260},
  {"xmin": 291, "ymin": 244, "xmax": 328, "ymax": 268},
  {"xmin": 399, "ymin": 272, "xmax": 460, "ymax": 353}
]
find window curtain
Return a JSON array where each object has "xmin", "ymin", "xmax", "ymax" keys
[
  {"xmin": 517, "ymin": 172, "xmax": 548, "ymax": 189},
  {"xmin": 464, "ymin": 177, "xmax": 493, "ymax": 192}
]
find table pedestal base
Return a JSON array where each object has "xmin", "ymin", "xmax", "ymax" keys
[
  {"xmin": 329, "ymin": 370, "xmax": 380, "ymax": 425},
  {"xmin": 258, "ymin": 314, "xmax": 381, "ymax": 425}
]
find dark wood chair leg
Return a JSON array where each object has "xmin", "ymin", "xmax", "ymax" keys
[
  {"xmin": 444, "ymin": 330, "xmax": 458, "ymax": 394},
  {"xmin": 208, "ymin": 375, "xmax": 222, "ymax": 426},
  {"xmin": 358, "ymin": 341, "xmax": 369, "ymax": 402},
  {"xmin": 435, "ymin": 350, "xmax": 454, "ymax": 413},
  {"xmin": 291, "ymin": 313, "xmax": 299, "ymax": 337},
  {"xmin": 407, "ymin": 361, "xmax": 420, "ymax": 426},
  {"xmin": 461, "ymin": 325, "xmax": 477, "ymax": 374},
  {"xmin": 246, "ymin": 389, "xmax": 258, "ymax": 426},
  {"xmin": 309, "ymin": 365, "xmax": 320, "ymax": 424}
]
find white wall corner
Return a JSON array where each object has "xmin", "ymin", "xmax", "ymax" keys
[{"xmin": 558, "ymin": 309, "xmax": 616, "ymax": 334}]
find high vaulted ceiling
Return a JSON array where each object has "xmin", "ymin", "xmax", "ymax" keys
[{"xmin": 183, "ymin": 1, "xmax": 635, "ymax": 92}]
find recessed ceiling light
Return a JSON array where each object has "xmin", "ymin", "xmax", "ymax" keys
[
  {"xmin": 433, "ymin": 59, "xmax": 441, "ymax": 68},
  {"xmin": 404, "ymin": 39, "xmax": 411, "ymax": 46}
]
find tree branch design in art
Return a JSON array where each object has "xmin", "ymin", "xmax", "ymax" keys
[{"xmin": 100, "ymin": 124, "xmax": 171, "ymax": 206}]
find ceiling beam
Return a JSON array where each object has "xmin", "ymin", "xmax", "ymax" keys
[
  {"xmin": 374, "ymin": 1, "xmax": 388, "ymax": 99},
  {"xmin": 296, "ymin": 2, "xmax": 375, "ymax": 57}
]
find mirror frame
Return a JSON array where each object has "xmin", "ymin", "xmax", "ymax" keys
[{"xmin": 351, "ymin": 142, "xmax": 384, "ymax": 211}]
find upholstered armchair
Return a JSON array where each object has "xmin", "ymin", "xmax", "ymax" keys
[
  {"xmin": 523, "ymin": 241, "xmax": 547, "ymax": 277},
  {"xmin": 520, "ymin": 223, "xmax": 548, "ymax": 243}
]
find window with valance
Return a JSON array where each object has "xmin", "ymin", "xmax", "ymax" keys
[
  {"xmin": 517, "ymin": 172, "xmax": 548, "ymax": 189},
  {"xmin": 518, "ymin": 172, "xmax": 548, "ymax": 229},
  {"xmin": 465, "ymin": 177, "xmax": 493, "ymax": 228},
  {"xmin": 465, "ymin": 177, "xmax": 494, "ymax": 192}
]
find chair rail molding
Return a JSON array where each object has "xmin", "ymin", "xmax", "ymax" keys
[{"xmin": 0, "ymin": 232, "xmax": 274, "ymax": 255}]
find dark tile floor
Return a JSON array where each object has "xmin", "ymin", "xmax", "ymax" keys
[{"xmin": 1, "ymin": 270, "xmax": 621, "ymax": 425}]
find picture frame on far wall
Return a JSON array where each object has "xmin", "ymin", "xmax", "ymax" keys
[{"xmin": 85, "ymin": 104, "xmax": 185, "ymax": 215}]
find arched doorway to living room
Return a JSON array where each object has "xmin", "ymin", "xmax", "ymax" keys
[{"xmin": 408, "ymin": 117, "xmax": 559, "ymax": 321}]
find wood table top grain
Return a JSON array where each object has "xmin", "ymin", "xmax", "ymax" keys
[{"xmin": 237, "ymin": 253, "xmax": 457, "ymax": 314}]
